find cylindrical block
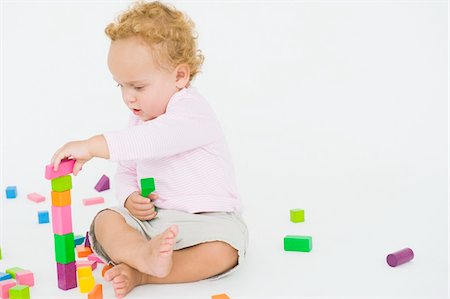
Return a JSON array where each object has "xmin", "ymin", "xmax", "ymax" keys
[{"xmin": 386, "ymin": 248, "xmax": 414, "ymax": 267}]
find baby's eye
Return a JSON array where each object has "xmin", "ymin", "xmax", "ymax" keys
[{"xmin": 134, "ymin": 86, "xmax": 145, "ymax": 91}]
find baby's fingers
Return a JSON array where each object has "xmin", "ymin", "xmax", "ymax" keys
[
  {"xmin": 148, "ymin": 193, "xmax": 159, "ymax": 200},
  {"xmin": 72, "ymin": 160, "xmax": 86, "ymax": 176}
]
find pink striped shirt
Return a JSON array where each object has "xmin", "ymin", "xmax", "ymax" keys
[{"xmin": 103, "ymin": 87, "xmax": 242, "ymax": 213}]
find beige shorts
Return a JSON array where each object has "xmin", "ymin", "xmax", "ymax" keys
[{"xmin": 89, "ymin": 206, "xmax": 249, "ymax": 280}]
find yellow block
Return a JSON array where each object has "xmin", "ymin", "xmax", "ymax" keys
[
  {"xmin": 77, "ymin": 266, "xmax": 92, "ymax": 279},
  {"xmin": 51, "ymin": 190, "xmax": 71, "ymax": 206},
  {"xmin": 79, "ymin": 276, "xmax": 95, "ymax": 293}
]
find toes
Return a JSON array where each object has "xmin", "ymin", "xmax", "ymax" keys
[{"xmin": 104, "ymin": 266, "xmax": 120, "ymax": 281}]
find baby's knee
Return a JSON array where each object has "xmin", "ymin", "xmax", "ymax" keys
[
  {"xmin": 94, "ymin": 209, "xmax": 125, "ymax": 233},
  {"xmin": 208, "ymin": 241, "xmax": 238, "ymax": 270}
]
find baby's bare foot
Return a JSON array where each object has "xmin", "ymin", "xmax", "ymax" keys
[
  {"xmin": 137, "ymin": 224, "xmax": 179, "ymax": 277},
  {"xmin": 104, "ymin": 264, "xmax": 144, "ymax": 298}
]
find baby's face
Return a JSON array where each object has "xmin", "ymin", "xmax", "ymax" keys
[{"xmin": 107, "ymin": 36, "xmax": 178, "ymax": 121}]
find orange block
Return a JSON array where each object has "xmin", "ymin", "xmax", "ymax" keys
[
  {"xmin": 212, "ymin": 294, "xmax": 230, "ymax": 299},
  {"xmin": 51, "ymin": 190, "xmax": 71, "ymax": 206},
  {"xmin": 88, "ymin": 284, "xmax": 103, "ymax": 299},
  {"xmin": 76, "ymin": 245, "xmax": 93, "ymax": 258},
  {"xmin": 101, "ymin": 264, "xmax": 113, "ymax": 278}
]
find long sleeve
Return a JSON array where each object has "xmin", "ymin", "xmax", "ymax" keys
[
  {"xmin": 104, "ymin": 89, "xmax": 222, "ymax": 162},
  {"xmin": 115, "ymin": 158, "xmax": 139, "ymax": 207}
]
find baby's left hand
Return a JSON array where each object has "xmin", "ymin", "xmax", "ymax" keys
[{"xmin": 51, "ymin": 140, "xmax": 93, "ymax": 176}]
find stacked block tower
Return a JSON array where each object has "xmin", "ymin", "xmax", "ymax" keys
[{"xmin": 45, "ymin": 159, "xmax": 77, "ymax": 290}]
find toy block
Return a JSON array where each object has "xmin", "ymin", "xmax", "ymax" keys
[
  {"xmin": 51, "ymin": 190, "xmax": 71, "ymax": 206},
  {"xmin": 140, "ymin": 178, "xmax": 155, "ymax": 197},
  {"xmin": 82, "ymin": 197, "xmax": 104, "ymax": 206},
  {"xmin": 76, "ymin": 246, "xmax": 92, "ymax": 258},
  {"xmin": 51, "ymin": 205, "xmax": 73, "ymax": 235},
  {"xmin": 0, "ymin": 279, "xmax": 15, "ymax": 299},
  {"xmin": 51, "ymin": 175, "xmax": 72, "ymax": 192},
  {"xmin": 0, "ymin": 247, "xmax": 2, "ymax": 260},
  {"xmin": 94, "ymin": 175, "xmax": 110, "ymax": 192},
  {"xmin": 212, "ymin": 294, "xmax": 230, "ymax": 299},
  {"xmin": 76, "ymin": 260, "xmax": 97, "ymax": 271},
  {"xmin": 5, "ymin": 186, "xmax": 17, "ymax": 199},
  {"xmin": 15, "ymin": 271, "xmax": 34, "ymax": 287},
  {"xmin": 101, "ymin": 265, "xmax": 113, "ymax": 278},
  {"xmin": 56, "ymin": 262, "xmax": 77, "ymax": 290},
  {"xmin": 38, "ymin": 211, "xmax": 50, "ymax": 224},
  {"xmin": 84, "ymin": 232, "xmax": 91, "ymax": 248},
  {"xmin": 45, "ymin": 159, "xmax": 75, "ymax": 180},
  {"xmin": 79, "ymin": 276, "xmax": 95, "ymax": 293},
  {"xmin": 5, "ymin": 268, "xmax": 24, "ymax": 279},
  {"xmin": 74, "ymin": 235, "xmax": 85, "ymax": 246},
  {"xmin": 77, "ymin": 266, "xmax": 93, "ymax": 279},
  {"xmin": 88, "ymin": 254, "xmax": 104, "ymax": 264},
  {"xmin": 8, "ymin": 285, "xmax": 30, "ymax": 299},
  {"xmin": 387, "ymin": 248, "xmax": 414, "ymax": 267},
  {"xmin": 284, "ymin": 235, "xmax": 312, "ymax": 252},
  {"xmin": 88, "ymin": 284, "xmax": 103, "ymax": 299},
  {"xmin": 26, "ymin": 192, "xmax": 45, "ymax": 203},
  {"xmin": 0, "ymin": 273, "xmax": 12, "ymax": 282},
  {"xmin": 290, "ymin": 209, "xmax": 304, "ymax": 223},
  {"xmin": 54, "ymin": 233, "xmax": 75, "ymax": 264}
]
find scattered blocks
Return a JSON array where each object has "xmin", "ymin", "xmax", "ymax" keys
[
  {"xmin": 140, "ymin": 178, "xmax": 155, "ymax": 197},
  {"xmin": 38, "ymin": 211, "xmax": 50, "ymax": 224},
  {"xmin": 9, "ymin": 285, "xmax": 30, "ymax": 299},
  {"xmin": 51, "ymin": 205, "xmax": 73, "ymax": 235},
  {"xmin": 101, "ymin": 265, "xmax": 113, "ymax": 278},
  {"xmin": 74, "ymin": 235, "xmax": 85, "ymax": 247},
  {"xmin": 51, "ymin": 190, "xmax": 71, "ymax": 206},
  {"xmin": 56, "ymin": 262, "xmax": 77, "ymax": 290},
  {"xmin": 5, "ymin": 268, "xmax": 24, "ymax": 279},
  {"xmin": 0, "ymin": 279, "xmax": 16, "ymax": 299},
  {"xmin": 290, "ymin": 209, "xmax": 304, "ymax": 223},
  {"xmin": 387, "ymin": 248, "xmax": 414, "ymax": 267},
  {"xmin": 26, "ymin": 192, "xmax": 45, "ymax": 203},
  {"xmin": 77, "ymin": 266, "xmax": 95, "ymax": 293},
  {"xmin": 54, "ymin": 233, "xmax": 75, "ymax": 264},
  {"xmin": 88, "ymin": 284, "xmax": 103, "ymax": 299},
  {"xmin": 82, "ymin": 197, "xmax": 104, "ymax": 206},
  {"xmin": 76, "ymin": 246, "xmax": 93, "ymax": 258},
  {"xmin": 0, "ymin": 272, "xmax": 12, "ymax": 282},
  {"xmin": 51, "ymin": 175, "xmax": 72, "ymax": 192},
  {"xmin": 45, "ymin": 159, "xmax": 75, "ymax": 180},
  {"xmin": 15, "ymin": 271, "xmax": 34, "ymax": 287},
  {"xmin": 284, "ymin": 235, "xmax": 312, "ymax": 252},
  {"xmin": 5, "ymin": 186, "xmax": 17, "ymax": 199},
  {"xmin": 212, "ymin": 294, "xmax": 230, "ymax": 299},
  {"xmin": 94, "ymin": 175, "xmax": 110, "ymax": 192}
]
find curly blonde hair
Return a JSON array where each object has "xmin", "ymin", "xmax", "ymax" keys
[{"xmin": 105, "ymin": 1, "xmax": 204, "ymax": 81}]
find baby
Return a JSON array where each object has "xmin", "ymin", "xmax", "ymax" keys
[{"xmin": 50, "ymin": 1, "xmax": 248, "ymax": 297}]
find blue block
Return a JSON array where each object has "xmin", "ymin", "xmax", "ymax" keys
[
  {"xmin": 5, "ymin": 186, "xmax": 17, "ymax": 199},
  {"xmin": 38, "ymin": 210, "xmax": 50, "ymax": 224},
  {"xmin": 0, "ymin": 271, "xmax": 12, "ymax": 281},
  {"xmin": 74, "ymin": 235, "xmax": 85, "ymax": 247}
]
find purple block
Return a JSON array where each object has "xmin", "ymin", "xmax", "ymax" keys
[
  {"xmin": 387, "ymin": 248, "xmax": 414, "ymax": 267},
  {"xmin": 84, "ymin": 231, "xmax": 91, "ymax": 249},
  {"xmin": 94, "ymin": 175, "xmax": 110, "ymax": 192},
  {"xmin": 56, "ymin": 262, "xmax": 77, "ymax": 290}
]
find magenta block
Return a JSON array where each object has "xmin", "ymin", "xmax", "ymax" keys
[
  {"xmin": 15, "ymin": 270, "xmax": 34, "ymax": 287},
  {"xmin": 82, "ymin": 197, "xmax": 105, "ymax": 206},
  {"xmin": 51, "ymin": 205, "xmax": 73, "ymax": 235},
  {"xmin": 27, "ymin": 192, "xmax": 45, "ymax": 203},
  {"xmin": 0, "ymin": 279, "xmax": 16, "ymax": 298},
  {"xmin": 387, "ymin": 248, "xmax": 414, "ymax": 267},
  {"xmin": 56, "ymin": 262, "xmax": 77, "ymax": 290},
  {"xmin": 45, "ymin": 159, "xmax": 75, "ymax": 180},
  {"xmin": 94, "ymin": 175, "xmax": 110, "ymax": 192},
  {"xmin": 84, "ymin": 231, "xmax": 91, "ymax": 249},
  {"xmin": 87, "ymin": 254, "xmax": 104, "ymax": 264}
]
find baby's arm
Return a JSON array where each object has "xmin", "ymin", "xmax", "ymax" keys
[{"xmin": 51, "ymin": 135, "xmax": 110, "ymax": 175}]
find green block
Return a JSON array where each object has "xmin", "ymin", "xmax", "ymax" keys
[
  {"xmin": 140, "ymin": 178, "xmax": 155, "ymax": 197},
  {"xmin": 290, "ymin": 209, "xmax": 305, "ymax": 223},
  {"xmin": 284, "ymin": 235, "xmax": 312, "ymax": 252},
  {"xmin": 5, "ymin": 267, "xmax": 25, "ymax": 279},
  {"xmin": 9, "ymin": 285, "xmax": 30, "ymax": 299},
  {"xmin": 54, "ymin": 233, "xmax": 75, "ymax": 263},
  {"xmin": 51, "ymin": 175, "xmax": 72, "ymax": 192},
  {"xmin": 0, "ymin": 246, "xmax": 2, "ymax": 260}
]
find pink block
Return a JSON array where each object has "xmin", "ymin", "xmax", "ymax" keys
[
  {"xmin": 45, "ymin": 159, "xmax": 75, "ymax": 180},
  {"xmin": 76, "ymin": 260, "xmax": 97, "ymax": 271},
  {"xmin": 82, "ymin": 197, "xmax": 104, "ymax": 206},
  {"xmin": 27, "ymin": 192, "xmax": 45, "ymax": 203},
  {"xmin": 51, "ymin": 205, "xmax": 73, "ymax": 235},
  {"xmin": 16, "ymin": 270, "xmax": 34, "ymax": 287},
  {"xmin": 87, "ymin": 254, "xmax": 105, "ymax": 264},
  {"xmin": 0, "ymin": 279, "xmax": 16, "ymax": 299}
]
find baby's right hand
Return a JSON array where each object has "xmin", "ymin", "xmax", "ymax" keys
[{"xmin": 124, "ymin": 191, "xmax": 158, "ymax": 221}]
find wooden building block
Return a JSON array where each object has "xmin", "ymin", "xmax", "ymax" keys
[
  {"xmin": 88, "ymin": 284, "xmax": 103, "ymax": 299},
  {"xmin": 101, "ymin": 265, "xmax": 113, "ymax": 278},
  {"xmin": 57, "ymin": 262, "xmax": 77, "ymax": 290},
  {"xmin": 51, "ymin": 205, "xmax": 73, "ymax": 235},
  {"xmin": 8, "ymin": 285, "xmax": 29, "ymax": 299},
  {"xmin": 26, "ymin": 192, "xmax": 45, "ymax": 203},
  {"xmin": 51, "ymin": 190, "xmax": 71, "ymax": 206},
  {"xmin": 38, "ymin": 211, "xmax": 50, "ymax": 224},
  {"xmin": 94, "ymin": 175, "xmax": 109, "ymax": 192},
  {"xmin": 15, "ymin": 271, "xmax": 34, "ymax": 287},
  {"xmin": 45, "ymin": 159, "xmax": 75, "ymax": 180},
  {"xmin": 0, "ymin": 279, "xmax": 16, "ymax": 299},
  {"xmin": 5, "ymin": 268, "xmax": 24, "ymax": 279},
  {"xmin": 5, "ymin": 186, "xmax": 17, "ymax": 199},
  {"xmin": 82, "ymin": 197, "xmax": 104, "ymax": 206},
  {"xmin": 284, "ymin": 235, "xmax": 312, "ymax": 252},
  {"xmin": 51, "ymin": 175, "xmax": 72, "ymax": 192},
  {"xmin": 76, "ymin": 246, "xmax": 93, "ymax": 258},
  {"xmin": 0, "ymin": 272, "xmax": 12, "ymax": 282},
  {"xmin": 76, "ymin": 260, "xmax": 97, "ymax": 271},
  {"xmin": 79, "ymin": 276, "xmax": 95, "ymax": 293},
  {"xmin": 54, "ymin": 233, "xmax": 75, "ymax": 264},
  {"xmin": 211, "ymin": 294, "xmax": 231, "ymax": 299},
  {"xmin": 140, "ymin": 178, "xmax": 155, "ymax": 197}
]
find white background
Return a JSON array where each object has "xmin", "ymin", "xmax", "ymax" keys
[{"xmin": 1, "ymin": 1, "xmax": 448, "ymax": 298}]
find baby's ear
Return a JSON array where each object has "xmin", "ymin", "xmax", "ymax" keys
[{"xmin": 174, "ymin": 64, "xmax": 190, "ymax": 89}]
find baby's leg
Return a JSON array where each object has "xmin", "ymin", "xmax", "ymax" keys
[{"xmin": 93, "ymin": 209, "xmax": 178, "ymax": 278}]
